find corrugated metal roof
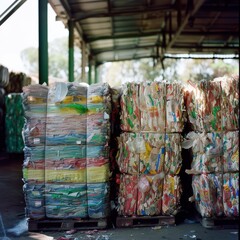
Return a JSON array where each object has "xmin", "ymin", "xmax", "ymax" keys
[{"xmin": 48, "ymin": 0, "xmax": 239, "ymax": 64}]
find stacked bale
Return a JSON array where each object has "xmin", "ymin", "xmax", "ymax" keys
[
  {"xmin": 22, "ymin": 82, "xmax": 111, "ymax": 222},
  {"xmin": 183, "ymin": 75, "xmax": 239, "ymax": 218},
  {"xmin": 117, "ymin": 81, "xmax": 184, "ymax": 217},
  {"xmin": 22, "ymin": 84, "xmax": 48, "ymax": 219}
]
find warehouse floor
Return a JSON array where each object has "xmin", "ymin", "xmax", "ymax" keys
[{"xmin": 0, "ymin": 154, "xmax": 238, "ymax": 240}]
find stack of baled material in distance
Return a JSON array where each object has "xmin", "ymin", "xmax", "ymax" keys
[{"xmin": 117, "ymin": 81, "xmax": 185, "ymax": 216}]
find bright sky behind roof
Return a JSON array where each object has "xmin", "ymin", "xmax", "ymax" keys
[{"xmin": 0, "ymin": 0, "xmax": 68, "ymax": 73}]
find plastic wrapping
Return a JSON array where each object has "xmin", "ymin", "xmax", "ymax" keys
[
  {"xmin": 222, "ymin": 131, "xmax": 239, "ymax": 172},
  {"xmin": 23, "ymin": 183, "xmax": 45, "ymax": 219},
  {"xmin": 192, "ymin": 174, "xmax": 223, "ymax": 218},
  {"xmin": 45, "ymin": 184, "xmax": 88, "ymax": 218},
  {"xmin": 137, "ymin": 174, "xmax": 163, "ymax": 216},
  {"xmin": 162, "ymin": 175, "xmax": 181, "ymax": 215},
  {"xmin": 223, "ymin": 172, "xmax": 239, "ymax": 217},
  {"xmin": 120, "ymin": 82, "xmax": 140, "ymax": 132},
  {"xmin": 87, "ymin": 183, "xmax": 110, "ymax": 218},
  {"xmin": 139, "ymin": 82, "xmax": 166, "ymax": 132},
  {"xmin": 5, "ymin": 94, "xmax": 24, "ymax": 153},
  {"xmin": 118, "ymin": 174, "xmax": 138, "ymax": 216},
  {"xmin": 183, "ymin": 131, "xmax": 222, "ymax": 173}
]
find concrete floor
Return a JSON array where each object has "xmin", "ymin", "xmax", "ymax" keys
[{"xmin": 0, "ymin": 154, "xmax": 239, "ymax": 240}]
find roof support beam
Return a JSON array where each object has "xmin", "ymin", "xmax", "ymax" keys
[
  {"xmin": 68, "ymin": 20, "xmax": 74, "ymax": 82},
  {"xmin": 0, "ymin": 0, "xmax": 27, "ymax": 26},
  {"xmin": 166, "ymin": 0, "xmax": 205, "ymax": 50},
  {"xmin": 38, "ymin": 0, "xmax": 48, "ymax": 85}
]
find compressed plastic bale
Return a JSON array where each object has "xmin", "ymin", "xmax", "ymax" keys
[
  {"xmin": 220, "ymin": 75, "xmax": 239, "ymax": 130},
  {"xmin": 184, "ymin": 82, "xmax": 205, "ymax": 132},
  {"xmin": 223, "ymin": 172, "xmax": 239, "ymax": 217},
  {"xmin": 209, "ymin": 173, "xmax": 224, "ymax": 217},
  {"xmin": 120, "ymin": 82, "xmax": 140, "ymax": 132},
  {"xmin": 87, "ymin": 164, "xmax": 110, "ymax": 183},
  {"xmin": 87, "ymin": 112, "xmax": 110, "ymax": 145},
  {"xmin": 87, "ymin": 183, "xmax": 110, "ymax": 218},
  {"xmin": 165, "ymin": 83, "xmax": 185, "ymax": 132},
  {"xmin": 23, "ymin": 183, "xmax": 45, "ymax": 219},
  {"xmin": 139, "ymin": 82, "xmax": 166, "ymax": 132},
  {"xmin": 45, "ymin": 169, "xmax": 86, "ymax": 183},
  {"xmin": 23, "ymin": 146, "xmax": 45, "ymax": 183},
  {"xmin": 164, "ymin": 133, "xmax": 182, "ymax": 175},
  {"xmin": 45, "ymin": 184, "xmax": 88, "ymax": 219},
  {"xmin": 192, "ymin": 174, "xmax": 214, "ymax": 217},
  {"xmin": 139, "ymin": 133, "xmax": 165, "ymax": 175},
  {"xmin": 183, "ymin": 132, "xmax": 222, "ymax": 174},
  {"xmin": 118, "ymin": 174, "xmax": 138, "ymax": 216},
  {"xmin": 23, "ymin": 115, "xmax": 87, "ymax": 146},
  {"xmin": 200, "ymin": 80, "xmax": 222, "ymax": 132},
  {"xmin": 117, "ymin": 132, "xmax": 139, "ymax": 174},
  {"xmin": 162, "ymin": 175, "xmax": 181, "ymax": 215},
  {"xmin": 192, "ymin": 173, "xmax": 224, "ymax": 218},
  {"xmin": 222, "ymin": 131, "xmax": 239, "ymax": 172},
  {"xmin": 137, "ymin": 174, "xmax": 163, "ymax": 216}
]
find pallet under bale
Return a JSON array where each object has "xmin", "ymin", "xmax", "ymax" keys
[
  {"xmin": 116, "ymin": 215, "xmax": 175, "ymax": 228},
  {"xmin": 28, "ymin": 218, "xmax": 109, "ymax": 231}
]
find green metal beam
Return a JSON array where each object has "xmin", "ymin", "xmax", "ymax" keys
[
  {"xmin": 68, "ymin": 20, "xmax": 74, "ymax": 82},
  {"xmin": 38, "ymin": 0, "xmax": 48, "ymax": 85}
]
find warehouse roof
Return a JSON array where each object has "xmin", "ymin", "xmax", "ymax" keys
[{"xmin": 48, "ymin": 0, "xmax": 239, "ymax": 65}]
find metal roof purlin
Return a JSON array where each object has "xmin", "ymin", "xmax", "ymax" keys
[
  {"xmin": 166, "ymin": 0, "xmax": 206, "ymax": 50},
  {"xmin": 72, "ymin": 4, "xmax": 174, "ymax": 21}
]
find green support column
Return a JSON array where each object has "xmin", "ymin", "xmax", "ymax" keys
[
  {"xmin": 68, "ymin": 20, "xmax": 74, "ymax": 82},
  {"xmin": 38, "ymin": 0, "xmax": 48, "ymax": 85},
  {"xmin": 94, "ymin": 65, "xmax": 98, "ymax": 83},
  {"xmin": 88, "ymin": 63, "xmax": 92, "ymax": 85}
]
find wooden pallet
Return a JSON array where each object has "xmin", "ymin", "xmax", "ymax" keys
[
  {"xmin": 116, "ymin": 215, "xmax": 175, "ymax": 228},
  {"xmin": 200, "ymin": 217, "xmax": 239, "ymax": 229},
  {"xmin": 28, "ymin": 218, "xmax": 108, "ymax": 231}
]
